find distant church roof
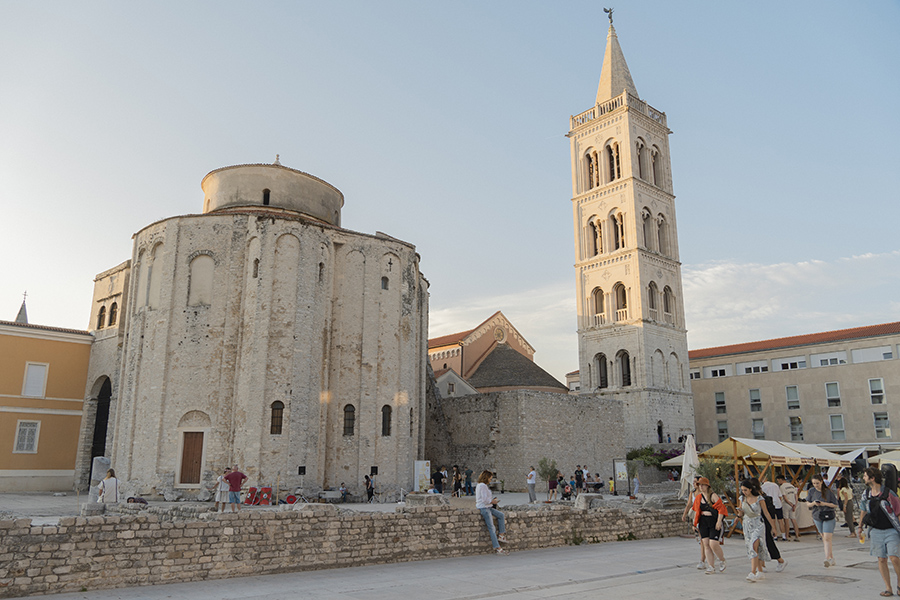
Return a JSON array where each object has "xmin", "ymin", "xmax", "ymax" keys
[
  {"xmin": 596, "ymin": 24, "xmax": 639, "ymax": 104},
  {"xmin": 15, "ymin": 299, "xmax": 27, "ymax": 324},
  {"xmin": 466, "ymin": 343, "xmax": 566, "ymax": 392}
]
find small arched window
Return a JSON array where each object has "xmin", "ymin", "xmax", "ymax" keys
[
  {"xmin": 108, "ymin": 302, "xmax": 118, "ymax": 326},
  {"xmin": 381, "ymin": 405, "xmax": 392, "ymax": 436},
  {"xmin": 651, "ymin": 147, "xmax": 662, "ymax": 186},
  {"xmin": 381, "ymin": 276, "xmax": 389, "ymax": 290},
  {"xmin": 610, "ymin": 213, "xmax": 625, "ymax": 250},
  {"xmin": 614, "ymin": 283, "xmax": 627, "ymax": 321},
  {"xmin": 642, "ymin": 209, "xmax": 654, "ymax": 251},
  {"xmin": 596, "ymin": 353, "xmax": 608, "ymax": 389},
  {"xmin": 647, "ymin": 282, "xmax": 658, "ymax": 312},
  {"xmin": 591, "ymin": 287, "xmax": 605, "ymax": 326},
  {"xmin": 657, "ymin": 215, "xmax": 668, "ymax": 256},
  {"xmin": 619, "ymin": 351, "xmax": 632, "ymax": 387},
  {"xmin": 343, "ymin": 405, "xmax": 355, "ymax": 436},
  {"xmin": 96, "ymin": 306, "xmax": 106, "ymax": 329},
  {"xmin": 270, "ymin": 401, "xmax": 284, "ymax": 435},
  {"xmin": 252, "ymin": 258, "xmax": 259, "ymax": 279},
  {"xmin": 585, "ymin": 153, "xmax": 595, "ymax": 190},
  {"xmin": 318, "ymin": 262, "xmax": 325, "ymax": 283},
  {"xmin": 663, "ymin": 286, "xmax": 675, "ymax": 325},
  {"xmin": 409, "ymin": 407, "xmax": 414, "ymax": 437},
  {"xmin": 263, "ymin": 189, "xmax": 271, "ymax": 205}
]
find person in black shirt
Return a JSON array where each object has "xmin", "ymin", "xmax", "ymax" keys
[
  {"xmin": 859, "ymin": 467, "xmax": 900, "ymax": 597},
  {"xmin": 431, "ymin": 468, "xmax": 445, "ymax": 494}
]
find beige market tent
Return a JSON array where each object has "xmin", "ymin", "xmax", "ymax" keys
[
  {"xmin": 869, "ymin": 450, "xmax": 900, "ymax": 467},
  {"xmin": 779, "ymin": 441, "xmax": 852, "ymax": 468}
]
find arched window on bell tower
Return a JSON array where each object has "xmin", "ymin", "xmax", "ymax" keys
[
  {"xmin": 591, "ymin": 287, "xmax": 605, "ymax": 326},
  {"xmin": 657, "ymin": 215, "xmax": 668, "ymax": 256},
  {"xmin": 588, "ymin": 220, "xmax": 600, "ymax": 256},
  {"xmin": 647, "ymin": 281, "xmax": 658, "ymax": 320},
  {"xmin": 642, "ymin": 209, "xmax": 654, "ymax": 251},
  {"xmin": 614, "ymin": 282, "xmax": 627, "ymax": 322},
  {"xmin": 635, "ymin": 138, "xmax": 648, "ymax": 180},
  {"xmin": 663, "ymin": 286, "xmax": 675, "ymax": 325},
  {"xmin": 651, "ymin": 146, "xmax": 662, "ymax": 186},
  {"xmin": 605, "ymin": 142, "xmax": 621, "ymax": 183},
  {"xmin": 618, "ymin": 350, "xmax": 632, "ymax": 387},
  {"xmin": 595, "ymin": 353, "xmax": 608, "ymax": 389},
  {"xmin": 610, "ymin": 212, "xmax": 625, "ymax": 250}
]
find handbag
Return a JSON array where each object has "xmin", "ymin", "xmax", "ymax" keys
[{"xmin": 819, "ymin": 506, "xmax": 836, "ymax": 521}]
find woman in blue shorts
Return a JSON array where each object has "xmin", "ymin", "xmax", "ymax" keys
[
  {"xmin": 807, "ymin": 473, "xmax": 839, "ymax": 567},
  {"xmin": 859, "ymin": 467, "xmax": 900, "ymax": 597}
]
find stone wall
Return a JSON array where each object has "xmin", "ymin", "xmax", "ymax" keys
[
  {"xmin": 426, "ymin": 389, "xmax": 625, "ymax": 492},
  {"xmin": 0, "ymin": 504, "xmax": 689, "ymax": 598}
]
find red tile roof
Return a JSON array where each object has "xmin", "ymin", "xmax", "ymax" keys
[
  {"xmin": 689, "ymin": 321, "xmax": 900, "ymax": 360},
  {"xmin": 428, "ymin": 329, "xmax": 474, "ymax": 349},
  {"xmin": 0, "ymin": 320, "xmax": 92, "ymax": 337},
  {"xmin": 432, "ymin": 368, "xmax": 450, "ymax": 378}
]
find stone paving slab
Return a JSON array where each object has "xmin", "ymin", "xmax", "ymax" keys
[{"xmin": 4, "ymin": 526, "xmax": 898, "ymax": 600}]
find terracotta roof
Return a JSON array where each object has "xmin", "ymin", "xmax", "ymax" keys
[
  {"xmin": 689, "ymin": 322, "xmax": 900, "ymax": 360},
  {"xmin": 0, "ymin": 320, "xmax": 92, "ymax": 337},
  {"xmin": 467, "ymin": 344, "xmax": 567, "ymax": 391},
  {"xmin": 428, "ymin": 329, "xmax": 474, "ymax": 349},
  {"xmin": 432, "ymin": 368, "xmax": 450, "ymax": 378},
  {"xmin": 566, "ymin": 369, "xmax": 580, "ymax": 377}
]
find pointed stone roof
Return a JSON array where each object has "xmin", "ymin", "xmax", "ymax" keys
[
  {"xmin": 15, "ymin": 300, "xmax": 27, "ymax": 324},
  {"xmin": 596, "ymin": 25, "xmax": 638, "ymax": 104},
  {"xmin": 466, "ymin": 343, "xmax": 567, "ymax": 392}
]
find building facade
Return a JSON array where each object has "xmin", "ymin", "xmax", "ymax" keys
[
  {"xmin": 0, "ymin": 318, "xmax": 92, "ymax": 491},
  {"xmin": 80, "ymin": 160, "xmax": 429, "ymax": 499},
  {"xmin": 689, "ymin": 322, "xmax": 900, "ymax": 452},
  {"xmin": 568, "ymin": 23, "xmax": 694, "ymax": 447}
]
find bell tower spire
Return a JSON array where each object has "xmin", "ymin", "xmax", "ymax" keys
[
  {"xmin": 596, "ymin": 20, "xmax": 638, "ymax": 104},
  {"xmin": 567, "ymin": 16, "xmax": 695, "ymax": 449}
]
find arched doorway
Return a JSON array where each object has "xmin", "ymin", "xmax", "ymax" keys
[{"xmin": 91, "ymin": 377, "xmax": 112, "ymax": 459}]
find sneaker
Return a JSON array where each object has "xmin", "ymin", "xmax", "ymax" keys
[
  {"xmin": 494, "ymin": 547, "xmax": 509, "ymax": 555},
  {"xmin": 755, "ymin": 572, "xmax": 765, "ymax": 581},
  {"xmin": 746, "ymin": 572, "xmax": 757, "ymax": 582},
  {"xmin": 697, "ymin": 561, "xmax": 706, "ymax": 570},
  {"xmin": 776, "ymin": 560, "xmax": 786, "ymax": 573},
  {"xmin": 760, "ymin": 565, "xmax": 767, "ymax": 573},
  {"xmin": 718, "ymin": 560, "xmax": 727, "ymax": 573},
  {"xmin": 705, "ymin": 563, "xmax": 715, "ymax": 574},
  {"xmin": 497, "ymin": 534, "xmax": 508, "ymax": 543},
  {"xmin": 824, "ymin": 558, "xmax": 835, "ymax": 567}
]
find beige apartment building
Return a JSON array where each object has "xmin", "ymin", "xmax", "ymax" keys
[{"xmin": 689, "ymin": 322, "xmax": 900, "ymax": 453}]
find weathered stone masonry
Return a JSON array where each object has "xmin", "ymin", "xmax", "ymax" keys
[{"xmin": 0, "ymin": 506, "xmax": 689, "ymax": 597}]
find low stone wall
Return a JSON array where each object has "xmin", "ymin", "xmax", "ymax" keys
[{"xmin": 0, "ymin": 504, "xmax": 689, "ymax": 598}]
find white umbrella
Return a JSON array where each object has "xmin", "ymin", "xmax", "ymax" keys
[
  {"xmin": 679, "ymin": 434, "xmax": 700, "ymax": 498},
  {"xmin": 826, "ymin": 447, "xmax": 867, "ymax": 485}
]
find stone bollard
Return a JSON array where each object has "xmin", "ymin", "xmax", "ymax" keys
[
  {"xmin": 88, "ymin": 456, "xmax": 111, "ymax": 504},
  {"xmin": 574, "ymin": 493, "xmax": 604, "ymax": 510}
]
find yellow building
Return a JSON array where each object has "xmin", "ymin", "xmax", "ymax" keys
[{"xmin": 0, "ymin": 314, "xmax": 92, "ymax": 491}]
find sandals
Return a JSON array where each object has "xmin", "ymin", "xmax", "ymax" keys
[
  {"xmin": 879, "ymin": 591, "xmax": 892, "ymax": 597},
  {"xmin": 497, "ymin": 534, "xmax": 508, "ymax": 543}
]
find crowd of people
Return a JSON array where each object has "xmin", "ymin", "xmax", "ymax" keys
[{"xmin": 682, "ymin": 466, "xmax": 900, "ymax": 593}]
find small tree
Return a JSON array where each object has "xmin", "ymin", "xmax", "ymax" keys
[
  {"xmin": 694, "ymin": 457, "xmax": 734, "ymax": 500},
  {"xmin": 537, "ymin": 457, "xmax": 558, "ymax": 491}
]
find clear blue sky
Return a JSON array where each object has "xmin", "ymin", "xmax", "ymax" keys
[{"xmin": 2, "ymin": 2, "xmax": 899, "ymax": 381}]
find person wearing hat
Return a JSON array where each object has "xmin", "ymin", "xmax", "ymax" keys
[{"xmin": 691, "ymin": 477, "xmax": 728, "ymax": 573}]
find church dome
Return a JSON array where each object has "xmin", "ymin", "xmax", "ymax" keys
[{"xmin": 201, "ymin": 161, "xmax": 344, "ymax": 226}]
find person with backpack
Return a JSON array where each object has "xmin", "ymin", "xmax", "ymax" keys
[
  {"xmin": 858, "ymin": 467, "xmax": 900, "ymax": 597},
  {"xmin": 756, "ymin": 477, "xmax": 787, "ymax": 573}
]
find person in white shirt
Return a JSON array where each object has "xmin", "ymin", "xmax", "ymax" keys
[
  {"xmin": 761, "ymin": 479, "xmax": 785, "ymax": 539},
  {"xmin": 476, "ymin": 470, "xmax": 509, "ymax": 555},
  {"xmin": 526, "ymin": 467, "xmax": 537, "ymax": 503},
  {"xmin": 776, "ymin": 475, "xmax": 801, "ymax": 541},
  {"xmin": 97, "ymin": 469, "xmax": 120, "ymax": 504}
]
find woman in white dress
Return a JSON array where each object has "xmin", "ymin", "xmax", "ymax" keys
[
  {"xmin": 97, "ymin": 469, "xmax": 120, "ymax": 504},
  {"xmin": 734, "ymin": 478, "xmax": 775, "ymax": 582},
  {"xmin": 214, "ymin": 467, "xmax": 231, "ymax": 512}
]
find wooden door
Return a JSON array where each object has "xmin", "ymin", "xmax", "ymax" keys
[{"xmin": 180, "ymin": 432, "xmax": 203, "ymax": 484}]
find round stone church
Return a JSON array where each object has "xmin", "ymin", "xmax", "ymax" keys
[{"xmin": 79, "ymin": 160, "xmax": 429, "ymax": 500}]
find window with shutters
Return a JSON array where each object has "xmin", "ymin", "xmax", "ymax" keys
[
  {"xmin": 22, "ymin": 363, "xmax": 48, "ymax": 398},
  {"xmin": 13, "ymin": 421, "xmax": 40, "ymax": 453}
]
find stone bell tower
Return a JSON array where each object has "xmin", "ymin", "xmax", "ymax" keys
[{"xmin": 567, "ymin": 17, "xmax": 695, "ymax": 448}]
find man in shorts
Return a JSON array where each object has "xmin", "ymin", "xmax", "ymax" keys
[
  {"xmin": 223, "ymin": 465, "xmax": 247, "ymax": 513},
  {"xmin": 776, "ymin": 474, "xmax": 801, "ymax": 541}
]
